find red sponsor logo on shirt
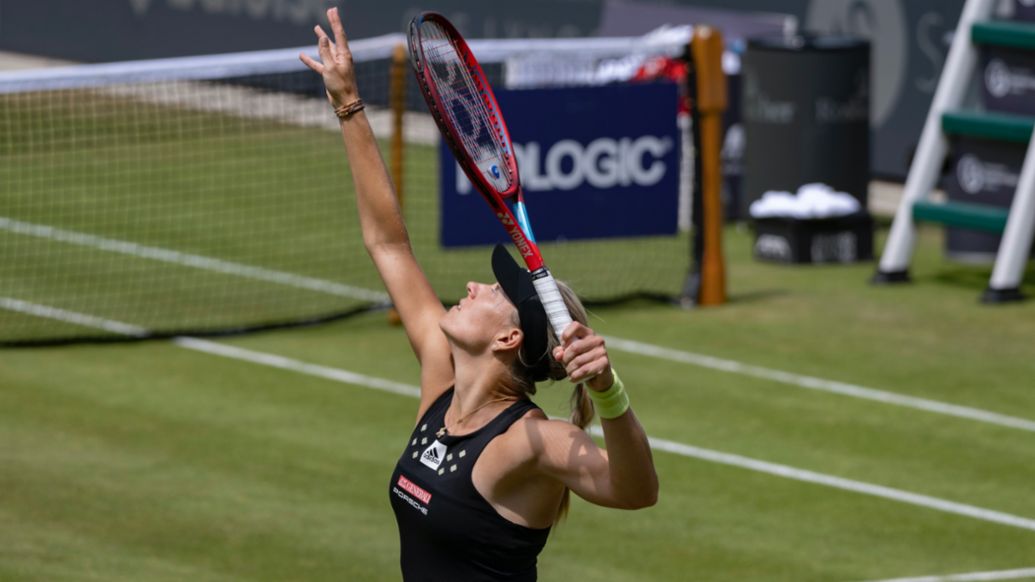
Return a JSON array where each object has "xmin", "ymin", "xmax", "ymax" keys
[{"xmin": 397, "ymin": 474, "xmax": 432, "ymax": 505}]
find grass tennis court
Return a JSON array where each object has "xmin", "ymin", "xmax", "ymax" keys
[
  {"xmin": 2, "ymin": 62, "xmax": 1035, "ymax": 580},
  {"xmin": 4, "ymin": 222, "xmax": 1035, "ymax": 581}
]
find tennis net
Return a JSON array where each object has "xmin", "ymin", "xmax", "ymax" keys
[{"xmin": 0, "ymin": 31, "xmax": 692, "ymax": 346}]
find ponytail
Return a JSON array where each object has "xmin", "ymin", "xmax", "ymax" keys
[
  {"xmin": 503, "ymin": 279, "xmax": 595, "ymax": 524},
  {"xmin": 555, "ymin": 379, "xmax": 595, "ymax": 522},
  {"xmin": 552, "ymin": 282, "xmax": 593, "ymax": 523}
]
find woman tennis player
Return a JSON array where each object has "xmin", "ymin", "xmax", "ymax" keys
[{"xmin": 301, "ymin": 9, "xmax": 658, "ymax": 581}]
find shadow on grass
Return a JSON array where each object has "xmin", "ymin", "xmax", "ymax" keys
[
  {"xmin": 724, "ymin": 288, "xmax": 790, "ymax": 305},
  {"xmin": 931, "ymin": 266, "xmax": 996, "ymax": 291}
]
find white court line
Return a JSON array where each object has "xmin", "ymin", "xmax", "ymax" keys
[
  {"xmin": 604, "ymin": 336, "xmax": 1035, "ymax": 435},
  {"xmin": 172, "ymin": 337, "xmax": 419, "ymax": 400},
  {"xmin": 6, "ymin": 216, "xmax": 1035, "ymax": 435},
  {"xmin": 0, "ymin": 298, "xmax": 149, "ymax": 337},
  {"xmin": 0, "ymin": 296, "xmax": 415, "ymax": 398},
  {"xmin": 5, "ymin": 297, "xmax": 1035, "ymax": 536},
  {"xmin": 863, "ymin": 567, "xmax": 1035, "ymax": 582},
  {"xmin": 638, "ymin": 432, "xmax": 1035, "ymax": 532},
  {"xmin": 0, "ymin": 217, "xmax": 389, "ymax": 303}
]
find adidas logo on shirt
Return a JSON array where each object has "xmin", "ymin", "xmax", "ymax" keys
[{"xmin": 420, "ymin": 440, "xmax": 447, "ymax": 471}]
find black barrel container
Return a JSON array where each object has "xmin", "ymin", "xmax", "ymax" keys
[
  {"xmin": 1016, "ymin": 0, "xmax": 1035, "ymax": 22},
  {"xmin": 741, "ymin": 35, "xmax": 870, "ymax": 219}
]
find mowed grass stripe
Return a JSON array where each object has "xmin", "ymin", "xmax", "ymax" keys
[
  {"xmin": 618, "ymin": 355, "xmax": 1035, "ymax": 519},
  {"xmin": 0, "ymin": 506, "xmax": 239, "ymax": 582},
  {"xmin": 176, "ymin": 339, "xmax": 1035, "ymax": 535},
  {"xmin": 216, "ymin": 314, "xmax": 1035, "ymax": 520},
  {"xmin": 0, "ymin": 217, "xmax": 388, "ymax": 303},
  {"xmin": 202, "ymin": 300, "xmax": 1035, "ymax": 519},
  {"xmin": 0, "ymin": 235, "xmax": 369, "ymax": 338},
  {"xmin": 6, "ymin": 308, "xmax": 1035, "ymax": 580},
  {"xmin": 187, "ymin": 328, "xmax": 1035, "ymax": 527},
  {"xmin": 605, "ymin": 335, "xmax": 1035, "ymax": 433},
  {"xmin": 864, "ymin": 567, "xmax": 1035, "ymax": 582},
  {"xmin": 6, "ymin": 213, "xmax": 1035, "ymax": 438},
  {"xmin": 5, "ymin": 298, "xmax": 1035, "ymax": 535},
  {"xmin": 1, "ymin": 348, "xmax": 406, "ymax": 581}
]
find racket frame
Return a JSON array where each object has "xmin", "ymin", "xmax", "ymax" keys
[{"xmin": 409, "ymin": 12, "xmax": 572, "ymax": 336}]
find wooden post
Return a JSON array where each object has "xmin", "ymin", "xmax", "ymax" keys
[
  {"xmin": 690, "ymin": 26, "xmax": 727, "ymax": 306},
  {"xmin": 388, "ymin": 42, "xmax": 407, "ymax": 325}
]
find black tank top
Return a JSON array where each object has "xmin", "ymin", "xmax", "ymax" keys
[{"xmin": 389, "ymin": 388, "xmax": 550, "ymax": 581}]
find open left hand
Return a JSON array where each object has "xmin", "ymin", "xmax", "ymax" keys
[
  {"xmin": 299, "ymin": 8, "xmax": 359, "ymax": 109},
  {"xmin": 552, "ymin": 322, "xmax": 614, "ymax": 391}
]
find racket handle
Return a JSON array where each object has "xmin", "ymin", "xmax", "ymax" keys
[{"xmin": 531, "ymin": 269, "xmax": 573, "ymax": 339}]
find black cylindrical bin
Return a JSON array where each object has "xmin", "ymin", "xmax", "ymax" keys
[
  {"xmin": 1015, "ymin": 0, "xmax": 1035, "ymax": 22},
  {"xmin": 741, "ymin": 35, "xmax": 870, "ymax": 218}
]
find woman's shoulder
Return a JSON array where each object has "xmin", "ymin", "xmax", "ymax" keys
[
  {"xmin": 498, "ymin": 410, "xmax": 587, "ymax": 465},
  {"xmin": 514, "ymin": 409, "xmax": 576, "ymax": 432},
  {"xmin": 511, "ymin": 407, "xmax": 575, "ymax": 433}
]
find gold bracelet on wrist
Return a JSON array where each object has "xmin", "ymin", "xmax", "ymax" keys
[{"xmin": 334, "ymin": 98, "xmax": 365, "ymax": 120}]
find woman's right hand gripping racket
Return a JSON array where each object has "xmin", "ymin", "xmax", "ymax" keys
[{"xmin": 407, "ymin": 12, "xmax": 573, "ymax": 338}]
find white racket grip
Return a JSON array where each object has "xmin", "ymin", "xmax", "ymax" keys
[{"xmin": 532, "ymin": 270, "xmax": 573, "ymax": 339}]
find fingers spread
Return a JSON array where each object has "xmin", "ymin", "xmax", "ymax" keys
[
  {"xmin": 315, "ymin": 33, "xmax": 333, "ymax": 62},
  {"xmin": 315, "ymin": 25, "xmax": 336, "ymax": 52},
  {"xmin": 299, "ymin": 52, "xmax": 324, "ymax": 73},
  {"xmin": 329, "ymin": 7, "xmax": 349, "ymax": 53}
]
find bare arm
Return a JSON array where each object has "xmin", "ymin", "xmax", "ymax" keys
[
  {"xmin": 529, "ymin": 412, "xmax": 657, "ymax": 510},
  {"xmin": 535, "ymin": 323, "xmax": 658, "ymax": 509},
  {"xmin": 300, "ymin": 9, "xmax": 452, "ymax": 410}
]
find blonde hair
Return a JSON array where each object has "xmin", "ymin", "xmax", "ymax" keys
[{"xmin": 501, "ymin": 280, "xmax": 593, "ymax": 523}]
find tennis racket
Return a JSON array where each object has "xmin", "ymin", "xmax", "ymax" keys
[{"xmin": 408, "ymin": 12, "xmax": 572, "ymax": 338}]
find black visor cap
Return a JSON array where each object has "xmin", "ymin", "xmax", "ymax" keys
[{"xmin": 490, "ymin": 244, "xmax": 551, "ymax": 381}]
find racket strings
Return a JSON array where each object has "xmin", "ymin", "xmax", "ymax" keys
[{"xmin": 418, "ymin": 22, "xmax": 513, "ymax": 190}]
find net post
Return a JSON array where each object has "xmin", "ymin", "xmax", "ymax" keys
[
  {"xmin": 681, "ymin": 39, "xmax": 703, "ymax": 308},
  {"xmin": 387, "ymin": 42, "xmax": 408, "ymax": 326},
  {"xmin": 687, "ymin": 25, "xmax": 727, "ymax": 307}
]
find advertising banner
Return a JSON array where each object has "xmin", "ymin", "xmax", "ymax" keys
[{"xmin": 439, "ymin": 82, "xmax": 680, "ymax": 247}]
